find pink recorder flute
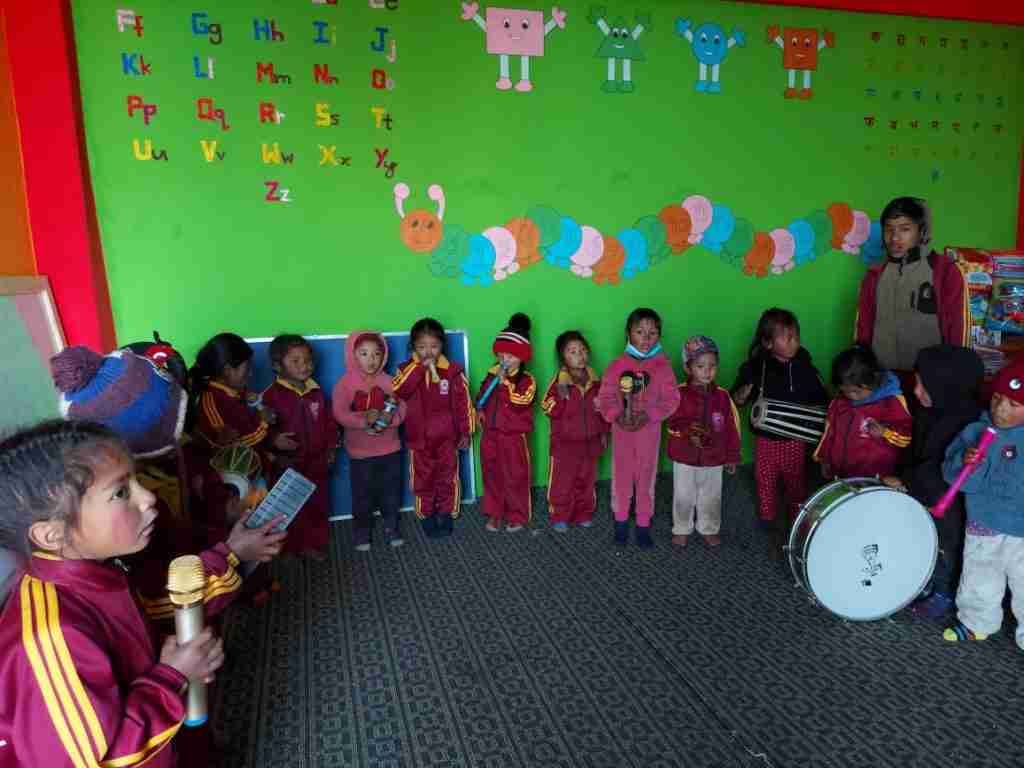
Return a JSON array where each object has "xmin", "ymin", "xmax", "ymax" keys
[{"xmin": 931, "ymin": 426, "xmax": 998, "ymax": 519}]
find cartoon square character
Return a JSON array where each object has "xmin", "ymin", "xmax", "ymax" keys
[
  {"xmin": 461, "ymin": 3, "xmax": 567, "ymax": 92},
  {"xmin": 767, "ymin": 25, "xmax": 835, "ymax": 99},
  {"xmin": 485, "ymin": 8, "xmax": 545, "ymax": 56}
]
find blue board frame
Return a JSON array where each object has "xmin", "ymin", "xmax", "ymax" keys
[{"xmin": 245, "ymin": 331, "xmax": 475, "ymax": 521}]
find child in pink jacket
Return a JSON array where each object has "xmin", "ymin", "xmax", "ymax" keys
[
  {"xmin": 598, "ymin": 308, "xmax": 681, "ymax": 548},
  {"xmin": 332, "ymin": 331, "xmax": 407, "ymax": 551}
]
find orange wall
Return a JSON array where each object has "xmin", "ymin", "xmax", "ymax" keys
[{"xmin": 0, "ymin": 15, "xmax": 35, "ymax": 276}]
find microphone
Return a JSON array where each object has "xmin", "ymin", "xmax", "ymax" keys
[
  {"xmin": 167, "ymin": 555, "xmax": 208, "ymax": 727},
  {"xmin": 931, "ymin": 426, "xmax": 998, "ymax": 519},
  {"xmin": 476, "ymin": 361, "xmax": 509, "ymax": 409},
  {"xmin": 619, "ymin": 373, "xmax": 635, "ymax": 423}
]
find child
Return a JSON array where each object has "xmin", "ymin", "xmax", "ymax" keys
[
  {"xmin": 814, "ymin": 345, "xmax": 912, "ymax": 480},
  {"xmin": 732, "ymin": 308, "xmax": 828, "ymax": 555},
  {"xmin": 261, "ymin": 334, "xmax": 340, "ymax": 559},
  {"xmin": 189, "ymin": 332, "xmax": 296, "ymax": 458},
  {"xmin": 883, "ymin": 345, "xmax": 983, "ymax": 619},
  {"xmin": 332, "ymin": 331, "xmax": 407, "ymax": 551},
  {"xmin": 477, "ymin": 313, "xmax": 537, "ymax": 532},
  {"xmin": 940, "ymin": 355, "xmax": 1024, "ymax": 650},
  {"xmin": 855, "ymin": 197, "xmax": 968, "ymax": 375},
  {"xmin": 541, "ymin": 330, "xmax": 609, "ymax": 531},
  {"xmin": 598, "ymin": 308, "xmax": 681, "ymax": 548},
  {"xmin": 392, "ymin": 318, "xmax": 474, "ymax": 537},
  {"xmin": 666, "ymin": 335, "xmax": 740, "ymax": 548},
  {"xmin": 0, "ymin": 421, "xmax": 227, "ymax": 767}
]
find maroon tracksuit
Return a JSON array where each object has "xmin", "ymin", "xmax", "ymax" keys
[
  {"xmin": 541, "ymin": 369, "xmax": 608, "ymax": 525},
  {"xmin": 477, "ymin": 366, "xmax": 537, "ymax": 525},
  {"xmin": 261, "ymin": 378, "xmax": 338, "ymax": 553},
  {"xmin": 392, "ymin": 354, "xmax": 474, "ymax": 520},
  {"xmin": 0, "ymin": 546, "xmax": 240, "ymax": 768}
]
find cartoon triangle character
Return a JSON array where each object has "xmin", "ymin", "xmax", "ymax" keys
[
  {"xmin": 767, "ymin": 25, "xmax": 835, "ymax": 99},
  {"xmin": 588, "ymin": 6, "xmax": 650, "ymax": 93},
  {"xmin": 461, "ymin": 3, "xmax": 567, "ymax": 92}
]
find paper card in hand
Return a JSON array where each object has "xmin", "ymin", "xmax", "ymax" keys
[{"xmin": 244, "ymin": 468, "xmax": 316, "ymax": 533}]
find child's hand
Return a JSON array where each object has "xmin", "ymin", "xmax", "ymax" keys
[
  {"xmin": 864, "ymin": 418, "xmax": 885, "ymax": 439},
  {"xmin": 226, "ymin": 513, "xmax": 287, "ymax": 563},
  {"xmin": 260, "ymin": 407, "xmax": 278, "ymax": 426},
  {"xmin": 273, "ymin": 432, "xmax": 298, "ymax": 451},
  {"xmin": 725, "ymin": 464, "xmax": 736, "ymax": 475},
  {"xmin": 881, "ymin": 475, "xmax": 907, "ymax": 492},
  {"xmin": 365, "ymin": 409, "xmax": 380, "ymax": 427},
  {"xmin": 734, "ymin": 383, "xmax": 753, "ymax": 406},
  {"xmin": 160, "ymin": 628, "xmax": 225, "ymax": 684},
  {"xmin": 964, "ymin": 448, "xmax": 980, "ymax": 465},
  {"xmin": 377, "ymin": 408, "xmax": 395, "ymax": 426}
]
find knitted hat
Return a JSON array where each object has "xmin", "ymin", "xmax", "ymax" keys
[
  {"xmin": 493, "ymin": 312, "xmax": 532, "ymax": 363},
  {"xmin": 122, "ymin": 331, "xmax": 188, "ymax": 388},
  {"xmin": 683, "ymin": 335, "xmax": 719, "ymax": 365},
  {"xmin": 51, "ymin": 347, "xmax": 187, "ymax": 458},
  {"xmin": 992, "ymin": 355, "xmax": 1024, "ymax": 402}
]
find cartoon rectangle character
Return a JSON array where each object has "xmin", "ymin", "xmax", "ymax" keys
[
  {"xmin": 782, "ymin": 27, "xmax": 821, "ymax": 70},
  {"xmin": 485, "ymin": 8, "xmax": 545, "ymax": 55}
]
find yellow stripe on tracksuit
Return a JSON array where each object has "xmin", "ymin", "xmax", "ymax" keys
[
  {"xmin": 391, "ymin": 360, "xmax": 420, "ymax": 391},
  {"xmin": 200, "ymin": 391, "xmax": 224, "ymax": 430},
  {"xmin": 137, "ymin": 565, "xmax": 242, "ymax": 621},
  {"xmin": 99, "ymin": 726, "xmax": 180, "ymax": 767},
  {"xmin": 507, "ymin": 375, "xmax": 537, "ymax": 406},
  {"xmin": 540, "ymin": 374, "xmax": 560, "ymax": 415}
]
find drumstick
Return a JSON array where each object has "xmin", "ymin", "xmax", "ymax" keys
[{"xmin": 931, "ymin": 426, "xmax": 998, "ymax": 519}]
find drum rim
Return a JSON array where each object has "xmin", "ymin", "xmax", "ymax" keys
[{"xmin": 788, "ymin": 478, "xmax": 938, "ymax": 621}]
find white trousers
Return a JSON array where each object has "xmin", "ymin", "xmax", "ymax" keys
[
  {"xmin": 956, "ymin": 532, "xmax": 1024, "ymax": 649},
  {"xmin": 672, "ymin": 463, "xmax": 722, "ymax": 535}
]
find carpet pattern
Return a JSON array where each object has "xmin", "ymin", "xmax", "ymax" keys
[{"xmin": 215, "ymin": 468, "xmax": 1024, "ymax": 767}]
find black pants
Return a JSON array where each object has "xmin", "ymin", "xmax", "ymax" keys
[
  {"xmin": 350, "ymin": 452, "xmax": 402, "ymax": 544},
  {"xmin": 932, "ymin": 495, "xmax": 966, "ymax": 594}
]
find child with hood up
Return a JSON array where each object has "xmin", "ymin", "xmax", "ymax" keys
[{"xmin": 332, "ymin": 332, "xmax": 407, "ymax": 551}]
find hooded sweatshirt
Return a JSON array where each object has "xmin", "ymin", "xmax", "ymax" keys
[
  {"xmin": 332, "ymin": 331, "xmax": 407, "ymax": 459},
  {"xmin": 813, "ymin": 371, "xmax": 912, "ymax": 478},
  {"xmin": 903, "ymin": 345, "xmax": 983, "ymax": 505}
]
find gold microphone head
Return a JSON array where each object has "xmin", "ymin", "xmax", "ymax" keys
[
  {"xmin": 619, "ymin": 375, "xmax": 634, "ymax": 394},
  {"xmin": 167, "ymin": 555, "xmax": 206, "ymax": 606}
]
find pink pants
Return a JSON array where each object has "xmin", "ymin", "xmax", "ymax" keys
[
  {"xmin": 611, "ymin": 424, "xmax": 661, "ymax": 527},
  {"xmin": 755, "ymin": 435, "xmax": 806, "ymax": 523}
]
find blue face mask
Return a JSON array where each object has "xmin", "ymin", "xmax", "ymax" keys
[{"xmin": 626, "ymin": 342, "xmax": 662, "ymax": 360}]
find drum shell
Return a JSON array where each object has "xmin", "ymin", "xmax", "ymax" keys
[{"xmin": 750, "ymin": 398, "xmax": 826, "ymax": 444}]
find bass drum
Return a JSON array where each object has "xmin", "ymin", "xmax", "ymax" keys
[{"xmin": 788, "ymin": 478, "xmax": 937, "ymax": 621}]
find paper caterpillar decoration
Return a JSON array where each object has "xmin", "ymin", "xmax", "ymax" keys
[{"xmin": 393, "ymin": 183, "xmax": 884, "ymax": 286}]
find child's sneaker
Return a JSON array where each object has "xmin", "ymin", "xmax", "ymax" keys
[
  {"xmin": 505, "ymin": 524, "xmax": 524, "ymax": 533},
  {"xmin": 552, "ymin": 522, "xmax": 569, "ymax": 533},
  {"xmin": 576, "ymin": 519, "xmax": 594, "ymax": 528},
  {"xmin": 437, "ymin": 515, "xmax": 454, "ymax": 537},
  {"xmin": 384, "ymin": 529, "xmax": 405, "ymax": 548},
  {"xmin": 911, "ymin": 590, "xmax": 953, "ymax": 619},
  {"xmin": 485, "ymin": 520, "xmax": 501, "ymax": 532},
  {"xmin": 613, "ymin": 521, "xmax": 629, "ymax": 546},
  {"xmin": 355, "ymin": 543, "xmax": 371, "ymax": 553},
  {"xmin": 704, "ymin": 534, "xmax": 722, "ymax": 547},
  {"xmin": 943, "ymin": 621, "xmax": 988, "ymax": 642},
  {"xmin": 635, "ymin": 526, "xmax": 653, "ymax": 549},
  {"xmin": 306, "ymin": 548, "xmax": 328, "ymax": 562},
  {"xmin": 422, "ymin": 516, "xmax": 442, "ymax": 538},
  {"xmin": 672, "ymin": 534, "xmax": 689, "ymax": 548}
]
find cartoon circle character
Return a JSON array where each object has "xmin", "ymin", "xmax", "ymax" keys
[
  {"xmin": 588, "ymin": 7, "xmax": 650, "ymax": 93},
  {"xmin": 769, "ymin": 228, "xmax": 796, "ymax": 273},
  {"xmin": 505, "ymin": 216, "xmax": 542, "ymax": 268},
  {"xmin": 461, "ymin": 3, "xmax": 567, "ymax": 92},
  {"xmin": 722, "ymin": 217, "xmax": 754, "ymax": 266},
  {"xmin": 826, "ymin": 202, "xmax": 854, "ymax": 249},
  {"xmin": 806, "ymin": 209, "xmax": 832, "ymax": 260},
  {"xmin": 546, "ymin": 216, "xmax": 583, "ymax": 268},
  {"xmin": 617, "ymin": 228, "xmax": 648, "ymax": 279},
  {"xmin": 570, "ymin": 225, "xmax": 604, "ymax": 277},
  {"xmin": 461, "ymin": 233, "xmax": 497, "ymax": 285},
  {"xmin": 842, "ymin": 210, "xmax": 871, "ymax": 255},
  {"xmin": 394, "ymin": 183, "xmax": 445, "ymax": 253},
  {"xmin": 429, "ymin": 224, "xmax": 469, "ymax": 278},
  {"xmin": 633, "ymin": 215, "xmax": 668, "ymax": 264},
  {"xmin": 787, "ymin": 218, "xmax": 815, "ymax": 265},
  {"xmin": 767, "ymin": 25, "xmax": 835, "ymax": 99},
  {"xmin": 675, "ymin": 19, "xmax": 745, "ymax": 94},
  {"xmin": 702, "ymin": 204, "xmax": 736, "ymax": 253},
  {"xmin": 484, "ymin": 225, "xmax": 519, "ymax": 280},
  {"xmin": 682, "ymin": 195, "xmax": 713, "ymax": 244},
  {"xmin": 592, "ymin": 234, "xmax": 625, "ymax": 285},
  {"xmin": 657, "ymin": 205, "xmax": 692, "ymax": 254}
]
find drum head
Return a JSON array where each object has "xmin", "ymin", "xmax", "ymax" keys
[{"xmin": 804, "ymin": 487, "xmax": 937, "ymax": 621}]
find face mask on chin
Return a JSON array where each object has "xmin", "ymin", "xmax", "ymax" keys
[{"xmin": 626, "ymin": 342, "xmax": 662, "ymax": 360}]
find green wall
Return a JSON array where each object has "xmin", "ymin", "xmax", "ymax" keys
[{"xmin": 72, "ymin": 1, "xmax": 1023, "ymax": 481}]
